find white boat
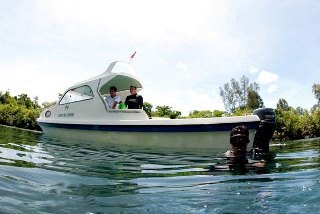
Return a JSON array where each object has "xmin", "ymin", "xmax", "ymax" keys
[{"xmin": 37, "ymin": 61, "xmax": 275, "ymax": 151}]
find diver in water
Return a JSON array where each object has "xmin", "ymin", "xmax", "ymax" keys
[
  {"xmin": 225, "ymin": 125, "xmax": 250, "ymax": 162},
  {"xmin": 209, "ymin": 125, "xmax": 266, "ymax": 173}
]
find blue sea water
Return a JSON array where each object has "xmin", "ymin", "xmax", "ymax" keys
[{"xmin": 0, "ymin": 125, "xmax": 319, "ymax": 213}]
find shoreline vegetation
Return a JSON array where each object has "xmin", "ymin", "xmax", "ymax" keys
[
  {"xmin": 0, "ymin": 91, "xmax": 42, "ymax": 131},
  {"xmin": 1, "ymin": 80, "xmax": 319, "ymax": 142}
]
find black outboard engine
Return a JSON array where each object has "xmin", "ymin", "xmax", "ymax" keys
[{"xmin": 250, "ymin": 108, "xmax": 276, "ymax": 160}]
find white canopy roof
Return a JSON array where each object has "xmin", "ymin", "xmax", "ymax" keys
[{"xmin": 70, "ymin": 61, "xmax": 143, "ymax": 95}]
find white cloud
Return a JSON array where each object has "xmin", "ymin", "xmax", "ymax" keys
[
  {"xmin": 0, "ymin": 0, "xmax": 318, "ymax": 114},
  {"xmin": 36, "ymin": 0, "xmax": 224, "ymax": 47},
  {"xmin": 0, "ymin": 58, "xmax": 86, "ymax": 104},
  {"xmin": 267, "ymin": 84, "xmax": 278, "ymax": 93},
  {"xmin": 262, "ymin": 79, "xmax": 315, "ymax": 109},
  {"xmin": 155, "ymin": 58, "xmax": 168, "ymax": 66},
  {"xmin": 176, "ymin": 62, "xmax": 188, "ymax": 71},
  {"xmin": 256, "ymin": 70, "xmax": 279, "ymax": 85},
  {"xmin": 249, "ymin": 66, "xmax": 259, "ymax": 74}
]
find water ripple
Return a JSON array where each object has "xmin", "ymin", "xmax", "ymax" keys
[{"xmin": 0, "ymin": 125, "xmax": 319, "ymax": 213}]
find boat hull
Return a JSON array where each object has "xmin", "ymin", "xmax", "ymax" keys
[{"xmin": 38, "ymin": 121, "xmax": 259, "ymax": 150}]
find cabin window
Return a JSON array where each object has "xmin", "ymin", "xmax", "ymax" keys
[{"xmin": 60, "ymin": 85, "xmax": 93, "ymax": 105}]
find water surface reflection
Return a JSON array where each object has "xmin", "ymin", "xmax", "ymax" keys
[{"xmin": 0, "ymin": 126, "xmax": 319, "ymax": 213}]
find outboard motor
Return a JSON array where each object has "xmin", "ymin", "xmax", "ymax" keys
[{"xmin": 250, "ymin": 108, "xmax": 276, "ymax": 160}]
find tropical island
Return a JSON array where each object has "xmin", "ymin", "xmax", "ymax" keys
[{"xmin": 1, "ymin": 76, "xmax": 319, "ymax": 142}]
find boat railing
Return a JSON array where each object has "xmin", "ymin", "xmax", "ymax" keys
[{"xmin": 107, "ymin": 109, "xmax": 142, "ymax": 113}]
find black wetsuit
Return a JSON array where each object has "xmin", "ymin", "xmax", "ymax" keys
[{"xmin": 125, "ymin": 94, "xmax": 143, "ymax": 109}]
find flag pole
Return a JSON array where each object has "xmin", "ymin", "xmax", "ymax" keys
[{"xmin": 129, "ymin": 51, "xmax": 137, "ymax": 63}]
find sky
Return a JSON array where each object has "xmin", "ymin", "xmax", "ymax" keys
[{"xmin": 0, "ymin": 0, "xmax": 319, "ymax": 115}]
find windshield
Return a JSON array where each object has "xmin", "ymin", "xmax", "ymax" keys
[{"xmin": 60, "ymin": 85, "xmax": 93, "ymax": 105}]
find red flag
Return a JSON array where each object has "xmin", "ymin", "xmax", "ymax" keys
[{"xmin": 130, "ymin": 51, "xmax": 137, "ymax": 59}]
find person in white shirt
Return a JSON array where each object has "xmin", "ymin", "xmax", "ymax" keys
[{"xmin": 105, "ymin": 86, "xmax": 121, "ymax": 109}]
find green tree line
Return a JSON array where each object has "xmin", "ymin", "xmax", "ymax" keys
[
  {"xmin": 1, "ymin": 81, "xmax": 320, "ymax": 141},
  {"xmin": 274, "ymin": 96, "xmax": 320, "ymax": 141},
  {"xmin": 142, "ymin": 103, "xmax": 225, "ymax": 119},
  {"xmin": 218, "ymin": 77, "xmax": 320, "ymax": 141},
  {"xmin": 0, "ymin": 91, "xmax": 41, "ymax": 130},
  {"xmin": 145, "ymin": 79, "xmax": 320, "ymax": 141},
  {"xmin": 219, "ymin": 75, "xmax": 264, "ymax": 114}
]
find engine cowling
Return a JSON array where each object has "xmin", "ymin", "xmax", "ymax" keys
[{"xmin": 251, "ymin": 108, "xmax": 276, "ymax": 159}]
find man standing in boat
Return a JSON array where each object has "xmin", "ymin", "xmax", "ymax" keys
[
  {"xmin": 125, "ymin": 85, "xmax": 143, "ymax": 109},
  {"xmin": 106, "ymin": 86, "xmax": 121, "ymax": 109}
]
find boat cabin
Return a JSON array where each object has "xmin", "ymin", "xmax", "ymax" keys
[{"xmin": 44, "ymin": 61, "xmax": 149, "ymax": 121}]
